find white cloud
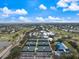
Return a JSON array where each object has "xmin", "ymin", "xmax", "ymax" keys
[
  {"xmin": 35, "ymin": 16, "xmax": 64, "ymax": 22},
  {"xmin": 0, "ymin": 16, "xmax": 31, "ymax": 23},
  {"xmin": 0, "ymin": 15, "xmax": 73, "ymax": 23},
  {"xmin": 64, "ymin": 0, "xmax": 79, "ymax": 2},
  {"xmin": 77, "ymin": 13, "xmax": 79, "ymax": 15},
  {"xmin": 67, "ymin": 17, "xmax": 71, "ymax": 19},
  {"xmin": 57, "ymin": 0, "xmax": 69, "ymax": 7},
  {"xmin": 15, "ymin": 9, "xmax": 28, "ymax": 15},
  {"xmin": 61, "ymin": 0, "xmax": 78, "ymax": 2},
  {"xmin": 48, "ymin": 16, "xmax": 60, "ymax": 20},
  {"xmin": 57, "ymin": 0, "xmax": 79, "ymax": 11},
  {"xmin": 0, "ymin": 7, "xmax": 28, "ymax": 17},
  {"xmin": 39, "ymin": 4, "xmax": 47, "ymax": 10},
  {"xmin": 63, "ymin": 2, "xmax": 79, "ymax": 11},
  {"xmin": 19, "ymin": 16, "xmax": 31, "ymax": 23},
  {"xmin": 50, "ymin": 6, "xmax": 56, "ymax": 10},
  {"xmin": 61, "ymin": 20, "xmax": 79, "ymax": 23},
  {"xmin": 2, "ymin": 14, "xmax": 9, "ymax": 17},
  {"xmin": 36, "ymin": 17, "xmax": 45, "ymax": 22},
  {"xmin": 47, "ymin": 16, "xmax": 64, "ymax": 22},
  {"xmin": 19, "ymin": 16, "xmax": 25, "ymax": 20}
]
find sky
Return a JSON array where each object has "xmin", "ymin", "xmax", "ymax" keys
[{"xmin": 0, "ymin": 0, "xmax": 79, "ymax": 23}]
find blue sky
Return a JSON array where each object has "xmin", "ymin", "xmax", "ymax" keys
[{"xmin": 0, "ymin": 0, "xmax": 79, "ymax": 23}]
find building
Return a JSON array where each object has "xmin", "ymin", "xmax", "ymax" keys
[{"xmin": 55, "ymin": 42, "xmax": 70, "ymax": 56}]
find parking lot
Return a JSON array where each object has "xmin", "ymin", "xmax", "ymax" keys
[{"xmin": 19, "ymin": 38, "xmax": 53, "ymax": 59}]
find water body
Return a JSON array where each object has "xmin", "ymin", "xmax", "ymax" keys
[{"xmin": 0, "ymin": 41, "xmax": 10, "ymax": 48}]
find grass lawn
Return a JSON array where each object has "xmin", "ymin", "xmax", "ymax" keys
[
  {"xmin": 50, "ymin": 27, "xmax": 79, "ymax": 41},
  {"xmin": 0, "ymin": 28, "xmax": 33, "ymax": 41}
]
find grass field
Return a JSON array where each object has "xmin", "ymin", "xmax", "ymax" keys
[{"xmin": 0, "ymin": 28, "xmax": 33, "ymax": 41}]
